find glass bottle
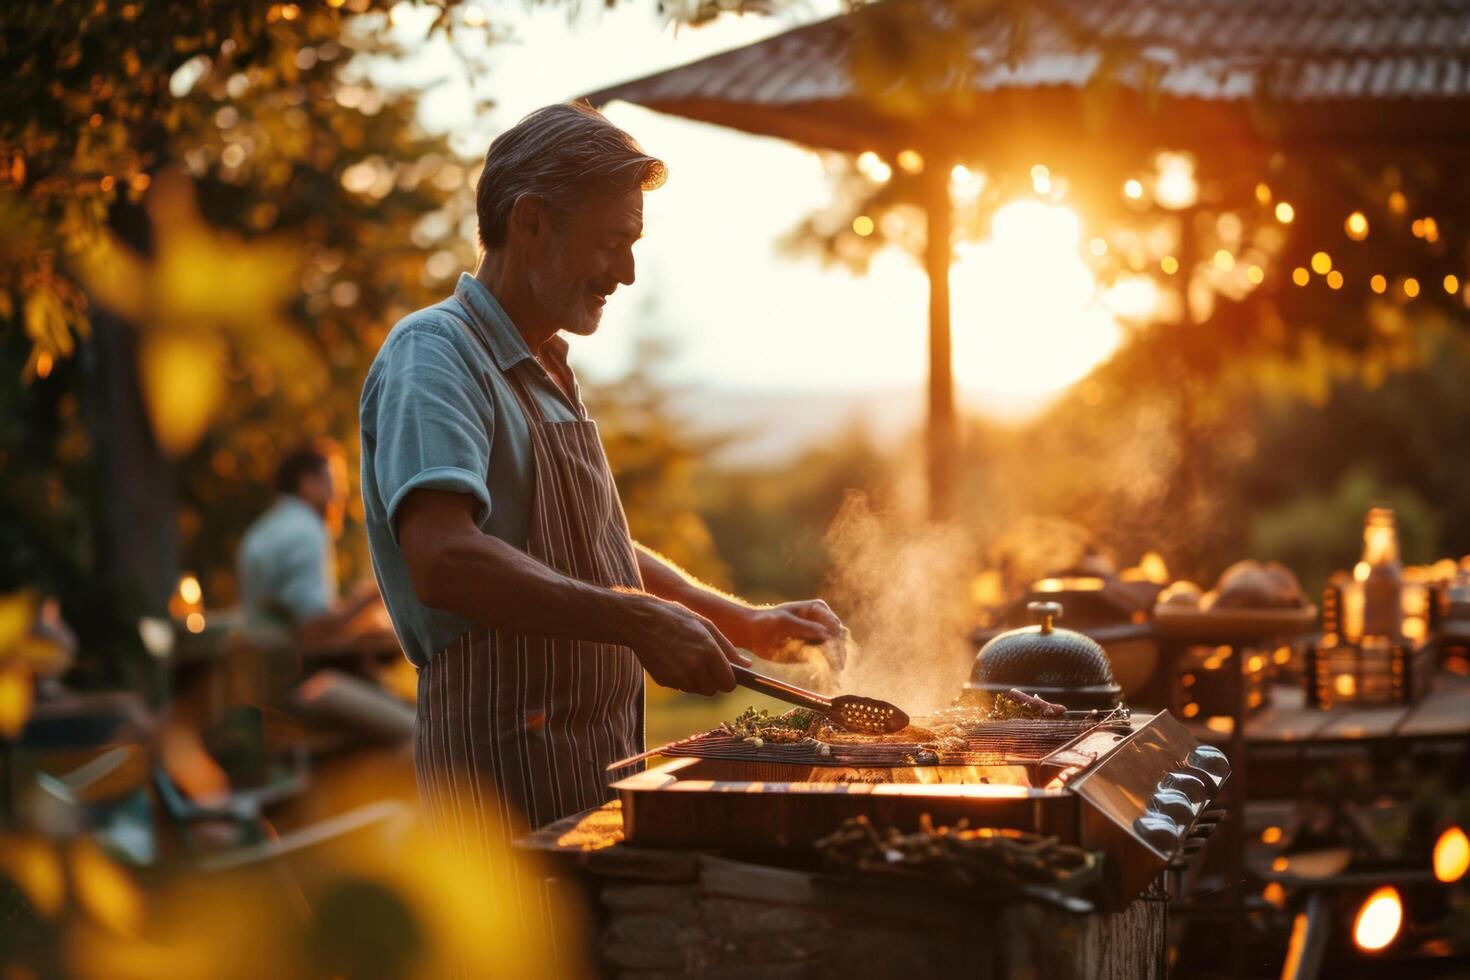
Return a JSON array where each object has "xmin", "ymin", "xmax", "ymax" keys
[{"xmin": 1359, "ymin": 506, "xmax": 1403, "ymax": 640}]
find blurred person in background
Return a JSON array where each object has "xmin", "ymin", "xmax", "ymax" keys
[
  {"xmin": 360, "ymin": 103, "xmax": 844, "ymax": 857},
  {"xmin": 238, "ymin": 438, "xmax": 383, "ymax": 647}
]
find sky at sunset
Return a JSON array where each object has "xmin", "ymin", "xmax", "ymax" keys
[{"xmin": 386, "ymin": 0, "xmax": 1128, "ymax": 425}]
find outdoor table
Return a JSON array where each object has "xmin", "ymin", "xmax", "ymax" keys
[
  {"xmin": 517, "ymin": 801, "xmax": 1167, "ymax": 980},
  {"xmin": 1187, "ymin": 672, "xmax": 1470, "ymax": 798}
]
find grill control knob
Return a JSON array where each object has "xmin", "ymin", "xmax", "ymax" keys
[
  {"xmin": 1147, "ymin": 788, "xmax": 1200, "ymax": 826},
  {"xmin": 1134, "ymin": 813, "xmax": 1183, "ymax": 856},
  {"xmin": 1161, "ymin": 771, "xmax": 1211, "ymax": 806},
  {"xmin": 1185, "ymin": 745, "xmax": 1230, "ymax": 788}
]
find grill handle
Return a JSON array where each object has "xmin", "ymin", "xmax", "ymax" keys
[{"xmin": 730, "ymin": 664, "xmax": 833, "ymax": 713}]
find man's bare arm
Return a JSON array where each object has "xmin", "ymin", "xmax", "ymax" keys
[
  {"xmin": 395, "ymin": 489, "xmax": 746, "ymax": 695},
  {"xmin": 635, "ymin": 545, "xmax": 843, "ymax": 661},
  {"xmin": 294, "ymin": 584, "xmax": 381, "ymax": 644}
]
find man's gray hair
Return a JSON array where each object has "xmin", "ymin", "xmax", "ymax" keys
[{"xmin": 475, "ymin": 102, "xmax": 667, "ymax": 249}]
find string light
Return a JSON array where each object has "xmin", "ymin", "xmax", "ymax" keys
[
  {"xmin": 856, "ymin": 151, "xmax": 891, "ymax": 183},
  {"xmin": 1275, "ymin": 201, "xmax": 1295, "ymax": 224},
  {"xmin": 1345, "ymin": 211, "xmax": 1369, "ymax": 240},
  {"xmin": 1446, "ymin": 274, "xmax": 1461, "ymax": 295},
  {"xmin": 1031, "ymin": 163, "xmax": 1051, "ymax": 194},
  {"xmin": 1247, "ymin": 265, "xmax": 1264, "ymax": 284},
  {"xmin": 1327, "ymin": 270, "xmax": 1344, "ymax": 290},
  {"xmin": 1161, "ymin": 256, "xmax": 1179, "ymax": 275},
  {"xmin": 1124, "ymin": 178, "xmax": 1144, "ymax": 200},
  {"xmin": 896, "ymin": 149, "xmax": 924, "ymax": 175},
  {"xmin": 1255, "ymin": 182, "xmax": 1272, "ymax": 205},
  {"xmin": 1088, "ymin": 238, "xmax": 1107, "ymax": 256},
  {"xmin": 1292, "ymin": 267, "xmax": 1310, "ymax": 286},
  {"xmin": 1422, "ymin": 217, "xmax": 1440, "ymax": 243},
  {"xmin": 1370, "ymin": 274, "xmax": 1387, "ymax": 294},
  {"xmin": 851, "ymin": 215, "xmax": 874, "ymax": 236},
  {"xmin": 1213, "ymin": 249, "xmax": 1234, "ymax": 271},
  {"xmin": 1388, "ymin": 191, "xmax": 1408, "ymax": 215},
  {"xmin": 1404, "ymin": 277, "xmax": 1421, "ymax": 298},
  {"xmin": 1154, "ymin": 152, "xmax": 1198, "ymax": 209},
  {"xmin": 1311, "ymin": 251, "xmax": 1332, "ymax": 275}
]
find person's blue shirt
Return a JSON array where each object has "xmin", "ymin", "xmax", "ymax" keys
[
  {"xmin": 238, "ymin": 495, "xmax": 337, "ymax": 639},
  {"xmin": 359, "ymin": 273, "xmax": 584, "ymax": 667}
]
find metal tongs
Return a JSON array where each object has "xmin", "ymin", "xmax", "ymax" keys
[{"xmin": 731, "ymin": 663, "xmax": 909, "ymax": 735}]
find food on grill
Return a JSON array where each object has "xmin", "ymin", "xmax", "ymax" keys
[
  {"xmin": 1205, "ymin": 560, "xmax": 1306, "ymax": 610},
  {"xmin": 720, "ymin": 706, "xmax": 817, "ymax": 743},
  {"xmin": 816, "ymin": 719, "xmax": 938, "ymax": 744},
  {"xmin": 1159, "ymin": 580, "xmax": 1203, "ymax": 606},
  {"xmin": 816, "ymin": 814, "xmax": 1099, "ymax": 890},
  {"xmin": 1002, "ymin": 688, "xmax": 1066, "ymax": 717}
]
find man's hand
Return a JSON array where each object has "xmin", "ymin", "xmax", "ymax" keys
[
  {"xmin": 729, "ymin": 600, "xmax": 846, "ymax": 671},
  {"xmin": 621, "ymin": 594, "xmax": 752, "ymax": 697}
]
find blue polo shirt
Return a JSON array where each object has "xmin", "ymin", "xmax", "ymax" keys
[
  {"xmin": 238, "ymin": 495, "xmax": 337, "ymax": 640},
  {"xmin": 359, "ymin": 273, "xmax": 583, "ymax": 666}
]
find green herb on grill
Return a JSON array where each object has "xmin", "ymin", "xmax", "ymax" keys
[{"xmin": 720, "ymin": 706, "xmax": 818, "ymax": 743}]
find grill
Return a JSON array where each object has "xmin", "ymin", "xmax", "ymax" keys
[
  {"xmin": 640, "ymin": 714, "xmax": 1126, "ymax": 768},
  {"xmin": 614, "ymin": 710, "xmax": 1228, "ymax": 906}
]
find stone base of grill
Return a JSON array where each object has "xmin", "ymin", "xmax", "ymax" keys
[{"xmin": 518, "ymin": 801, "xmax": 1167, "ymax": 980}]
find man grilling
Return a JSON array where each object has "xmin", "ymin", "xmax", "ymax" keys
[{"xmin": 360, "ymin": 103, "xmax": 843, "ymax": 848}]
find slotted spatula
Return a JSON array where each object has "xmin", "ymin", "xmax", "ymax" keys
[{"xmin": 731, "ymin": 663, "xmax": 909, "ymax": 735}]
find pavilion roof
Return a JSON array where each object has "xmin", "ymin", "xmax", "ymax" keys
[{"xmin": 585, "ymin": 0, "xmax": 1470, "ymax": 154}]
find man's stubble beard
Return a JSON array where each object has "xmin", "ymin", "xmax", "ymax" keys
[{"xmin": 528, "ymin": 239, "xmax": 601, "ymax": 337}]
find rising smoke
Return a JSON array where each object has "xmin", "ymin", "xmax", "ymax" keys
[{"xmin": 824, "ymin": 492, "xmax": 980, "ymax": 714}]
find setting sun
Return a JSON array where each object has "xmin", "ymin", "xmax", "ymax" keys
[{"xmin": 949, "ymin": 200, "xmax": 1127, "ymax": 405}]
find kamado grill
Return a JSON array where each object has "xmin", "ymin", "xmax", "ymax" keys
[{"xmin": 613, "ymin": 602, "xmax": 1230, "ymax": 906}]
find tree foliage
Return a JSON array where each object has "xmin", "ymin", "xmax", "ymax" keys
[{"xmin": 0, "ymin": 0, "xmax": 489, "ymax": 609}]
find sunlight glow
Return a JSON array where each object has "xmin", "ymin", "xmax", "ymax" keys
[{"xmin": 948, "ymin": 201, "xmax": 1125, "ymax": 402}]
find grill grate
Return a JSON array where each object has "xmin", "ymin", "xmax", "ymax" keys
[{"xmin": 656, "ymin": 716, "xmax": 1125, "ymax": 768}]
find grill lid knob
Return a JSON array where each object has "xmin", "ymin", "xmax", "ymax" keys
[
  {"xmin": 1147, "ymin": 788, "xmax": 1201, "ymax": 826},
  {"xmin": 967, "ymin": 601, "xmax": 1122, "ymax": 710},
  {"xmin": 1134, "ymin": 813, "xmax": 1184, "ymax": 856},
  {"xmin": 1161, "ymin": 771, "xmax": 1211, "ymax": 806},
  {"xmin": 1186, "ymin": 745, "xmax": 1231, "ymax": 787}
]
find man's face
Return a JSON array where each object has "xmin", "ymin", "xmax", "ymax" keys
[{"xmin": 526, "ymin": 187, "xmax": 642, "ymax": 336}]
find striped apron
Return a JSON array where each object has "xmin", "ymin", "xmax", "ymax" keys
[{"xmin": 413, "ymin": 328, "xmax": 645, "ymax": 872}]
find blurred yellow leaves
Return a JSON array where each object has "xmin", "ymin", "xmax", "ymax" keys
[
  {"xmin": 65, "ymin": 759, "xmax": 577, "ymax": 980},
  {"xmin": 71, "ymin": 838, "xmax": 145, "ymax": 936},
  {"xmin": 0, "ymin": 836, "xmax": 66, "ymax": 917},
  {"xmin": 0, "ymin": 663, "xmax": 33, "ymax": 739},
  {"xmin": 73, "ymin": 169, "xmax": 302, "ymax": 455},
  {"xmin": 138, "ymin": 333, "xmax": 228, "ymax": 458},
  {"xmin": 0, "ymin": 591, "xmax": 68, "ymax": 738}
]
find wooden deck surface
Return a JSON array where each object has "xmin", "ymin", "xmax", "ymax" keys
[{"xmin": 1191, "ymin": 672, "xmax": 1470, "ymax": 746}]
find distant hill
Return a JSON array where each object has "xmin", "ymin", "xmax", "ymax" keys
[{"xmin": 672, "ymin": 384, "xmax": 1057, "ymax": 466}]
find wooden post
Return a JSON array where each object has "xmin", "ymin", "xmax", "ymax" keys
[{"xmin": 922, "ymin": 163, "xmax": 956, "ymax": 522}]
